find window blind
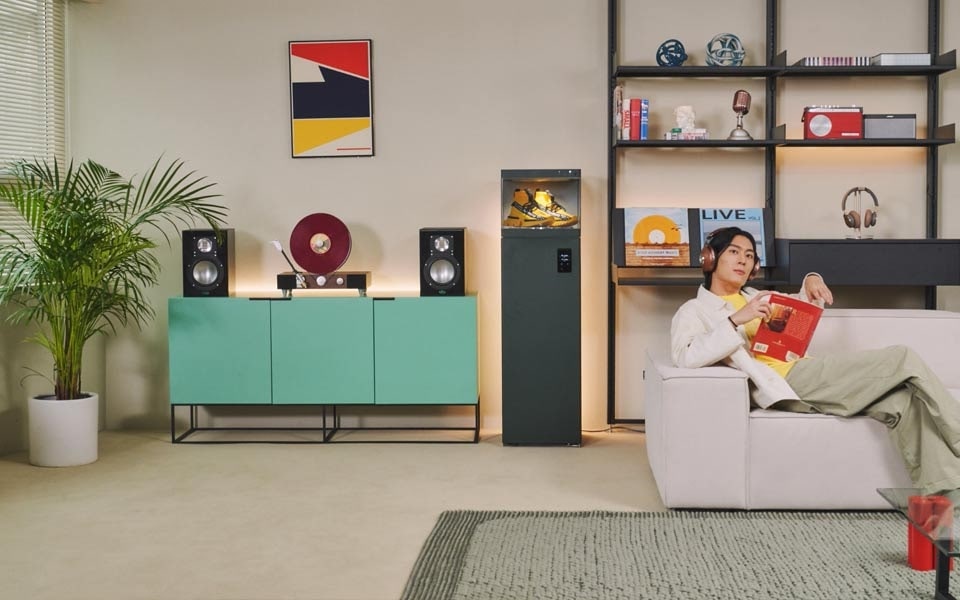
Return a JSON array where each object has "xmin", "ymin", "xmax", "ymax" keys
[{"xmin": 0, "ymin": 0, "xmax": 65, "ymax": 239}]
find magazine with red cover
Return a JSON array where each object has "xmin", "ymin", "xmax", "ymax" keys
[{"xmin": 750, "ymin": 293, "xmax": 824, "ymax": 361}]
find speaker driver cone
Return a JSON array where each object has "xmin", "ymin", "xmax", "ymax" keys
[
  {"xmin": 428, "ymin": 258, "xmax": 457, "ymax": 286},
  {"xmin": 433, "ymin": 236, "xmax": 451, "ymax": 253},
  {"xmin": 192, "ymin": 260, "xmax": 221, "ymax": 287},
  {"xmin": 196, "ymin": 237, "xmax": 214, "ymax": 253}
]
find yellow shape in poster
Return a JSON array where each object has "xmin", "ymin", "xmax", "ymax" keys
[
  {"xmin": 292, "ymin": 118, "xmax": 370, "ymax": 155},
  {"xmin": 633, "ymin": 215, "xmax": 681, "ymax": 244}
]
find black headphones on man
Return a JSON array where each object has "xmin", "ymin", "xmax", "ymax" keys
[
  {"xmin": 841, "ymin": 186, "xmax": 879, "ymax": 230},
  {"xmin": 699, "ymin": 226, "xmax": 761, "ymax": 277}
]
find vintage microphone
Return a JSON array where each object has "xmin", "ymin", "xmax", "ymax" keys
[
  {"xmin": 733, "ymin": 89, "xmax": 751, "ymax": 116},
  {"xmin": 727, "ymin": 89, "xmax": 754, "ymax": 140}
]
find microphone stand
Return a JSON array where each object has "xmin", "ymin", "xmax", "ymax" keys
[{"xmin": 728, "ymin": 110, "xmax": 753, "ymax": 140}]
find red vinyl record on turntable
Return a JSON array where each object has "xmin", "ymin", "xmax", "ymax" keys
[{"xmin": 289, "ymin": 213, "xmax": 352, "ymax": 274}]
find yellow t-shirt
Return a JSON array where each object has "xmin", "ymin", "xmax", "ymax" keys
[{"xmin": 721, "ymin": 293, "xmax": 797, "ymax": 378}]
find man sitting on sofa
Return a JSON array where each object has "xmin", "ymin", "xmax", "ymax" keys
[{"xmin": 671, "ymin": 225, "xmax": 960, "ymax": 495}]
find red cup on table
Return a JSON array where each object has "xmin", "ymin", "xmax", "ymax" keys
[
  {"xmin": 908, "ymin": 495, "xmax": 955, "ymax": 571},
  {"xmin": 908, "ymin": 495, "xmax": 935, "ymax": 571}
]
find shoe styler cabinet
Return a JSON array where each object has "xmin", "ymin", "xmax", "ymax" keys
[
  {"xmin": 500, "ymin": 169, "xmax": 582, "ymax": 445},
  {"xmin": 168, "ymin": 295, "xmax": 478, "ymax": 442}
]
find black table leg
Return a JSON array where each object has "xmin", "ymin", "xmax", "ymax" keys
[{"xmin": 935, "ymin": 547, "xmax": 956, "ymax": 600}]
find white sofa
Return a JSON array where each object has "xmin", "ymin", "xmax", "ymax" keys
[{"xmin": 645, "ymin": 309, "xmax": 960, "ymax": 510}]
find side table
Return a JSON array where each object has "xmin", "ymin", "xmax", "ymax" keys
[{"xmin": 879, "ymin": 488, "xmax": 958, "ymax": 600}]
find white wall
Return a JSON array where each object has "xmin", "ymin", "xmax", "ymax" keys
[
  {"xmin": 60, "ymin": 0, "xmax": 609, "ymax": 437},
  {"xmin": 1, "ymin": 0, "xmax": 956, "ymax": 452}
]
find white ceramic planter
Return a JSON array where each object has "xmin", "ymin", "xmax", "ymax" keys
[{"xmin": 28, "ymin": 393, "xmax": 99, "ymax": 467}]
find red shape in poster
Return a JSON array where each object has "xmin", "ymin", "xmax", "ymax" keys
[{"xmin": 291, "ymin": 41, "xmax": 370, "ymax": 79}]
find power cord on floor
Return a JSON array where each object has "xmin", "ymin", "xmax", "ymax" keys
[{"xmin": 581, "ymin": 425, "xmax": 645, "ymax": 434}]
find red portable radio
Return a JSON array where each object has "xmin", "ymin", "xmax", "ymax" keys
[{"xmin": 802, "ymin": 106, "xmax": 863, "ymax": 139}]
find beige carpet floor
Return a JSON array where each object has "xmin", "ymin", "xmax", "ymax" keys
[{"xmin": 0, "ymin": 429, "xmax": 658, "ymax": 600}]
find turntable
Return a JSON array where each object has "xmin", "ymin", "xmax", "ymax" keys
[{"xmin": 273, "ymin": 213, "xmax": 370, "ymax": 296}]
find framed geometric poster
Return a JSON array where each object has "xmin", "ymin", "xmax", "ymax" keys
[{"xmin": 288, "ymin": 39, "xmax": 374, "ymax": 158}]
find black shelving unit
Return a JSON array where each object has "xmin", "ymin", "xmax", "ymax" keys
[{"xmin": 606, "ymin": 0, "xmax": 957, "ymax": 424}]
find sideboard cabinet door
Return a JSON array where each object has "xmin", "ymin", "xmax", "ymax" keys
[
  {"xmin": 168, "ymin": 298, "xmax": 272, "ymax": 405},
  {"xmin": 270, "ymin": 297, "xmax": 375, "ymax": 405},
  {"xmin": 373, "ymin": 296, "xmax": 478, "ymax": 405}
]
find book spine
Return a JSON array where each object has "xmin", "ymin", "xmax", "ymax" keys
[
  {"xmin": 621, "ymin": 97, "xmax": 631, "ymax": 141},
  {"xmin": 613, "ymin": 84, "xmax": 623, "ymax": 137},
  {"xmin": 629, "ymin": 98, "xmax": 641, "ymax": 141},
  {"xmin": 640, "ymin": 99, "xmax": 649, "ymax": 141},
  {"xmin": 801, "ymin": 56, "xmax": 871, "ymax": 66}
]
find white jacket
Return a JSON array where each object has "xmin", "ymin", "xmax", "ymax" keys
[{"xmin": 670, "ymin": 275, "xmax": 822, "ymax": 408}]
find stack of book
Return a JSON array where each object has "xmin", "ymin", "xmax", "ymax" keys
[
  {"xmin": 677, "ymin": 129, "xmax": 708, "ymax": 141},
  {"xmin": 796, "ymin": 56, "xmax": 870, "ymax": 66},
  {"xmin": 613, "ymin": 85, "xmax": 648, "ymax": 141}
]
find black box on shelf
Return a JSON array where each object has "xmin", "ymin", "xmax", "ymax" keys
[{"xmin": 772, "ymin": 239, "xmax": 960, "ymax": 286}]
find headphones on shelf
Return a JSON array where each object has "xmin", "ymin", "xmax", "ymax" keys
[
  {"xmin": 699, "ymin": 227, "xmax": 761, "ymax": 277},
  {"xmin": 842, "ymin": 186, "xmax": 879, "ymax": 230}
]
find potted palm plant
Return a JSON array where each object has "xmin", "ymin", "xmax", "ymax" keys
[{"xmin": 0, "ymin": 157, "xmax": 227, "ymax": 466}]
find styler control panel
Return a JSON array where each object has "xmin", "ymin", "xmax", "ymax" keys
[{"xmin": 557, "ymin": 248, "xmax": 572, "ymax": 273}]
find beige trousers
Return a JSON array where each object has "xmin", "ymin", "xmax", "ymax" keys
[{"xmin": 783, "ymin": 345, "xmax": 960, "ymax": 494}]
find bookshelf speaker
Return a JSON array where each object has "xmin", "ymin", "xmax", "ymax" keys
[
  {"xmin": 420, "ymin": 227, "xmax": 465, "ymax": 296},
  {"xmin": 182, "ymin": 229, "xmax": 235, "ymax": 297}
]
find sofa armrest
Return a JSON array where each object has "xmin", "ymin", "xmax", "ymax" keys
[{"xmin": 645, "ymin": 351, "xmax": 751, "ymax": 508}]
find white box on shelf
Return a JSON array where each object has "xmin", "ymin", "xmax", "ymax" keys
[{"xmin": 869, "ymin": 53, "xmax": 931, "ymax": 66}]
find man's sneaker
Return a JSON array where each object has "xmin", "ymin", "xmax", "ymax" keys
[
  {"xmin": 502, "ymin": 189, "xmax": 555, "ymax": 228},
  {"xmin": 533, "ymin": 189, "xmax": 579, "ymax": 227}
]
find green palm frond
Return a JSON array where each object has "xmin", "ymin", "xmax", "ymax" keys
[{"xmin": 0, "ymin": 156, "xmax": 227, "ymax": 399}]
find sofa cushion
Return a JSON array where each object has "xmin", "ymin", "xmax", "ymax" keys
[{"xmin": 748, "ymin": 409, "xmax": 912, "ymax": 509}]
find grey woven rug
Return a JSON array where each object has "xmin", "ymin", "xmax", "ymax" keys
[{"xmin": 401, "ymin": 510, "xmax": 949, "ymax": 600}]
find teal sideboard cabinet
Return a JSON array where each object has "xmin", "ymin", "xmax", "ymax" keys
[{"xmin": 168, "ymin": 295, "xmax": 478, "ymax": 442}]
